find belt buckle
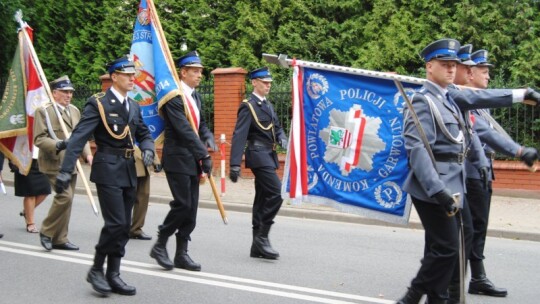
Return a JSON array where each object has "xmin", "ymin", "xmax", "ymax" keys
[
  {"xmin": 457, "ymin": 153, "xmax": 464, "ymax": 164},
  {"xmin": 124, "ymin": 149, "xmax": 133, "ymax": 158}
]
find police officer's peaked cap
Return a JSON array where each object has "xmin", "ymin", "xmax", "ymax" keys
[
  {"xmin": 420, "ymin": 38, "xmax": 461, "ymax": 62},
  {"xmin": 50, "ymin": 75, "xmax": 75, "ymax": 91},
  {"xmin": 457, "ymin": 44, "xmax": 476, "ymax": 66},
  {"xmin": 176, "ymin": 50, "xmax": 203, "ymax": 68},
  {"xmin": 106, "ymin": 55, "xmax": 137, "ymax": 74},
  {"xmin": 249, "ymin": 67, "xmax": 273, "ymax": 82},
  {"xmin": 471, "ymin": 50, "xmax": 493, "ymax": 67}
]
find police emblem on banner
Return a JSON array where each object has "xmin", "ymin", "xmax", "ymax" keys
[{"xmin": 300, "ymin": 68, "xmax": 412, "ymax": 216}]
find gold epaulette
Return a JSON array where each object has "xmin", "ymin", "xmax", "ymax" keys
[
  {"xmin": 243, "ymin": 98, "xmax": 273, "ymax": 131},
  {"xmin": 93, "ymin": 92, "xmax": 106, "ymax": 99}
]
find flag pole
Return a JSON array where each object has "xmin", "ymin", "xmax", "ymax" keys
[
  {"xmin": 14, "ymin": 10, "xmax": 99, "ymax": 216},
  {"xmin": 146, "ymin": 0, "xmax": 228, "ymax": 224}
]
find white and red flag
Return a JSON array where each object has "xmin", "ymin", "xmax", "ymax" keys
[{"xmin": 0, "ymin": 18, "xmax": 49, "ymax": 175}]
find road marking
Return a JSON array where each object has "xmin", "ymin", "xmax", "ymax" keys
[{"xmin": 0, "ymin": 240, "xmax": 395, "ymax": 304}]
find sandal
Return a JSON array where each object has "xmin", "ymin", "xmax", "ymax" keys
[{"xmin": 26, "ymin": 223, "xmax": 38, "ymax": 233}]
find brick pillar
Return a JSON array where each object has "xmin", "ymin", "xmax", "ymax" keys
[{"xmin": 210, "ymin": 67, "xmax": 252, "ymax": 177}]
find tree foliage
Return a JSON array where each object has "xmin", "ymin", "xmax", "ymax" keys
[{"xmin": 0, "ymin": 0, "xmax": 539, "ymax": 87}]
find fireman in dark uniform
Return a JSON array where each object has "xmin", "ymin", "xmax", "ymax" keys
[
  {"xmin": 229, "ymin": 67, "xmax": 288, "ymax": 260},
  {"xmin": 56, "ymin": 55, "xmax": 154, "ymax": 297}
]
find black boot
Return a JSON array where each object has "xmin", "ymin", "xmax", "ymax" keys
[
  {"xmin": 252, "ymin": 225, "xmax": 279, "ymax": 260},
  {"xmin": 150, "ymin": 234, "xmax": 174, "ymax": 270},
  {"xmin": 396, "ymin": 287, "xmax": 423, "ymax": 304},
  {"xmin": 468, "ymin": 260, "xmax": 507, "ymax": 297},
  {"xmin": 425, "ymin": 297, "xmax": 447, "ymax": 304},
  {"xmin": 106, "ymin": 256, "xmax": 136, "ymax": 296},
  {"xmin": 174, "ymin": 237, "xmax": 201, "ymax": 271},
  {"xmin": 86, "ymin": 252, "xmax": 111, "ymax": 296},
  {"xmin": 447, "ymin": 281, "xmax": 460, "ymax": 304},
  {"xmin": 250, "ymin": 228, "xmax": 263, "ymax": 258}
]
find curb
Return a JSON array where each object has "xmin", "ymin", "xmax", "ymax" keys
[{"xmin": 5, "ymin": 180, "xmax": 539, "ymax": 242}]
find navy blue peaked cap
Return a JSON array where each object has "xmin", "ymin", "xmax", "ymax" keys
[
  {"xmin": 176, "ymin": 50, "xmax": 203, "ymax": 68},
  {"xmin": 249, "ymin": 67, "xmax": 273, "ymax": 82},
  {"xmin": 471, "ymin": 50, "xmax": 493, "ymax": 67},
  {"xmin": 420, "ymin": 38, "xmax": 461, "ymax": 62},
  {"xmin": 457, "ymin": 44, "xmax": 476, "ymax": 66},
  {"xmin": 107, "ymin": 55, "xmax": 136, "ymax": 74}
]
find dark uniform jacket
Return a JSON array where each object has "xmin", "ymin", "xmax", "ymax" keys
[
  {"xmin": 403, "ymin": 81, "xmax": 516, "ymax": 205},
  {"xmin": 60, "ymin": 89, "xmax": 154, "ymax": 187},
  {"xmin": 160, "ymin": 94, "xmax": 211, "ymax": 176},
  {"xmin": 230, "ymin": 93, "xmax": 287, "ymax": 169}
]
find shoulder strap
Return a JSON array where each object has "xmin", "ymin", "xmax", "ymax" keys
[
  {"xmin": 242, "ymin": 99, "xmax": 274, "ymax": 131},
  {"xmin": 95, "ymin": 94, "xmax": 131, "ymax": 141}
]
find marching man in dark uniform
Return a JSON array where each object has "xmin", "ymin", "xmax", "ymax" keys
[
  {"xmin": 463, "ymin": 49, "xmax": 537, "ymax": 298},
  {"xmin": 34, "ymin": 75, "xmax": 93, "ymax": 251},
  {"xmin": 229, "ymin": 67, "xmax": 288, "ymax": 260},
  {"xmin": 55, "ymin": 56, "xmax": 155, "ymax": 296},
  {"xmin": 398, "ymin": 38, "xmax": 540, "ymax": 304},
  {"xmin": 150, "ymin": 50, "xmax": 214, "ymax": 272}
]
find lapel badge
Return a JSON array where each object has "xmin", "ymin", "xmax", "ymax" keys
[{"xmin": 111, "ymin": 99, "xmax": 116, "ymax": 104}]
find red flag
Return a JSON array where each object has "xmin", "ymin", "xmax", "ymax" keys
[
  {"xmin": 288, "ymin": 59, "xmax": 308, "ymax": 200},
  {"xmin": 0, "ymin": 24, "xmax": 49, "ymax": 175}
]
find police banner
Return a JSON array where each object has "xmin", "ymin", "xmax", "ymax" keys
[
  {"xmin": 284, "ymin": 63, "xmax": 422, "ymax": 224},
  {"xmin": 129, "ymin": 0, "xmax": 181, "ymax": 141}
]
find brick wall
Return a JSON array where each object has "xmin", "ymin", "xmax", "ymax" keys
[
  {"xmin": 99, "ymin": 73, "xmax": 538, "ymax": 190},
  {"xmin": 492, "ymin": 160, "xmax": 540, "ymax": 190}
]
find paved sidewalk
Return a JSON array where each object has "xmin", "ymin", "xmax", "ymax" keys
[{"xmin": 3, "ymin": 162, "xmax": 539, "ymax": 241}]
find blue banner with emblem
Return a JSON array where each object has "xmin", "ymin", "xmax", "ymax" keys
[
  {"xmin": 129, "ymin": 0, "xmax": 180, "ymax": 141},
  {"xmin": 284, "ymin": 66, "xmax": 421, "ymax": 224}
]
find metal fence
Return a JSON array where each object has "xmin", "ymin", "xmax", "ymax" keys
[{"xmin": 3, "ymin": 76, "xmax": 538, "ymax": 155}]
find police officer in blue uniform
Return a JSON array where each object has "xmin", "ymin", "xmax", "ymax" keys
[
  {"xmin": 56, "ymin": 55, "xmax": 155, "ymax": 296},
  {"xmin": 150, "ymin": 51, "xmax": 214, "ymax": 272},
  {"xmin": 464, "ymin": 49, "xmax": 537, "ymax": 298},
  {"xmin": 229, "ymin": 67, "xmax": 288, "ymax": 260},
  {"xmin": 398, "ymin": 38, "xmax": 540, "ymax": 304}
]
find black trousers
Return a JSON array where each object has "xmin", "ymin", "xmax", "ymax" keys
[
  {"xmin": 410, "ymin": 196, "xmax": 472, "ymax": 300},
  {"xmin": 251, "ymin": 167, "xmax": 283, "ymax": 230},
  {"xmin": 466, "ymin": 178, "xmax": 492, "ymax": 261},
  {"xmin": 159, "ymin": 172, "xmax": 199, "ymax": 240},
  {"xmin": 95, "ymin": 184, "xmax": 136, "ymax": 257}
]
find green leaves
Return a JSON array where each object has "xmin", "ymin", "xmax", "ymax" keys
[{"xmin": 1, "ymin": 0, "xmax": 539, "ymax": 89}]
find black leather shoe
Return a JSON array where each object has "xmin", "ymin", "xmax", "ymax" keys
[
  {"xmin": 87, "ymin": 268, "xmax": 111, "ymax": 296},
  {"xmin": 469, "ymin": 278, "xmax": 508, "ymax": 297},
  {"xmin": 52, "ymin": 242, "xmax": 79, "ymax": 250},
  {"xmin": 39, "ymin": 233, "xmax": 52, "ymax": 251},
  {"xmin": 130, "ymin": 232, "xmax": 152, "ymax": 240},
  {"xmin": 107, "ymin": 273, "xmax": 136, "ymax": 296}
]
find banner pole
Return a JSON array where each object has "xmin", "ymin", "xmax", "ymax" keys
[
  {"xmin": 146, "ymin": 0, "xmax": 228, "ymax": 224},
  {"xmin": 14, "ymin": 10, "xmax": 99, "ymax": 216}
]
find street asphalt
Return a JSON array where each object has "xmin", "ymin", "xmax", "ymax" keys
[{"xmin": 2, "ymin": 162, "xmax": 539, "ymax": 242}]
